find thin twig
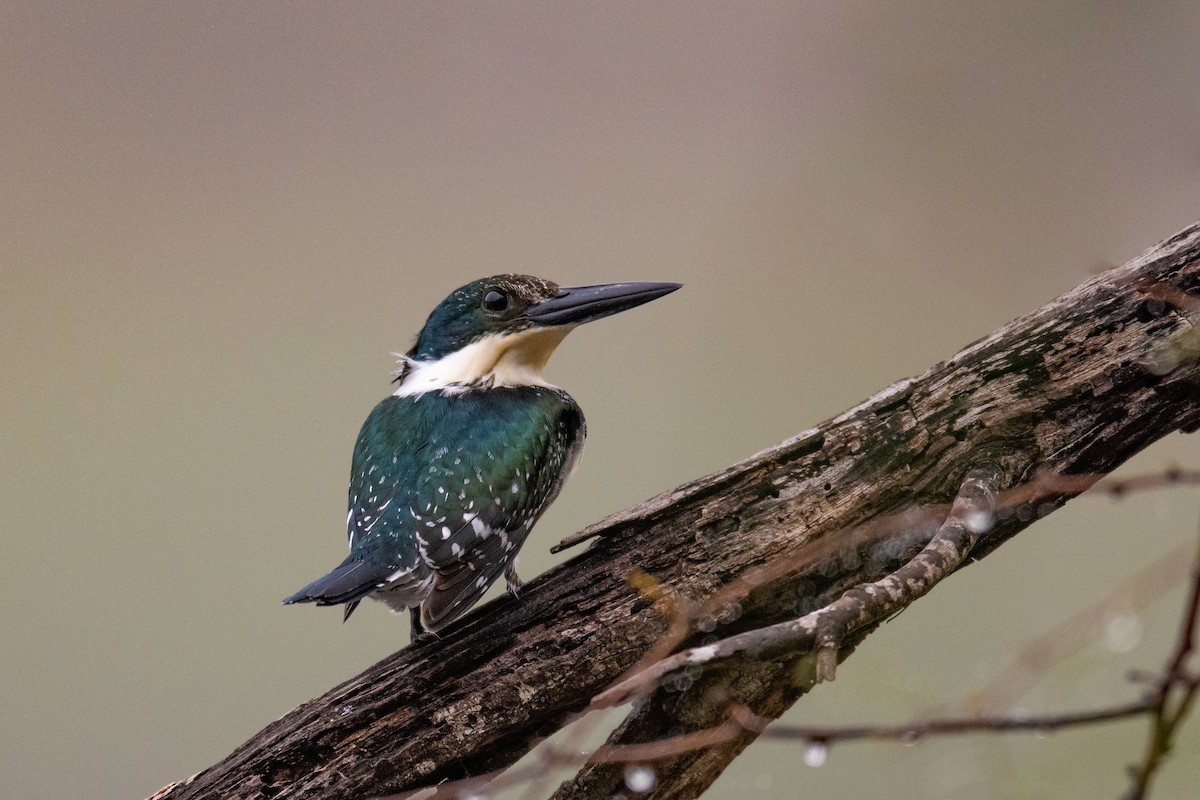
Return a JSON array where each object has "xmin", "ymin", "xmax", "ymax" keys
[
  {"xmin": 1123, "ymin": 522, "xmax": 1200, "ymax": 800},
  {"xmin": 731, "ymin": 700, "xmax": 1157, "ymax": 742},
  {"xmin": 380, "ymin": 720, "xmax": 745, "ymax": 800}
]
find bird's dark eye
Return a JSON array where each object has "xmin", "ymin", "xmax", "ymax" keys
[{"xmin": 482, "ymin": 289, "xmax": 510, "ymax": 313}]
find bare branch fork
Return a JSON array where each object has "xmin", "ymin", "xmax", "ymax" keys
[
  {"xmin": 735, "ymin": 522, "xmax": 1200, "ymax": 795},
  {"xmin": 595, "ymin": 469, "xmax": 1200, "ymax": 705},
  {"xmin": 152, "ymin": 223, "xmax": 1200, "ymax": 800},
  {"xmin": 595, "ymin": 463, "xmax": 1003, "ymax": 705}
]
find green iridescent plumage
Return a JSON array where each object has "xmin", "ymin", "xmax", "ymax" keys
[
  {"xmin": 284, "ymin": 274, "xmax": 679, "ymax": 637},
  {"xmin": 346, "ymin": 387, "xmax": 582, "ymax": 629}
]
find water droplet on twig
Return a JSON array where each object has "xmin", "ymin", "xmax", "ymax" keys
[
  {"xmin": 964, "ymin": 510, "xmax": 994, "ymax": 533},
  {"xmin": 803, "ymin": 740, "xmax": 828, "ymax": 767},
  {"xmin": 624, "ymin": 764, "xmax": 656, "ymax": 793}
]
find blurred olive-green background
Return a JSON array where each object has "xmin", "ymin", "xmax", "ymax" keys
[{"xmin": 3, "ymin": 3, "xmax": 1200, "ymax": 798}]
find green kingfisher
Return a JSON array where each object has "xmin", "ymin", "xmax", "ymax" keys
[{"xmin": 283, "ymin": 274, "xmax": 680, "ymax": 637}]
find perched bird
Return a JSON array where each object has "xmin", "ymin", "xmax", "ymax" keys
[{"xmin": 284, "ymin": 274, "xmax": 680, "ymax": 637}]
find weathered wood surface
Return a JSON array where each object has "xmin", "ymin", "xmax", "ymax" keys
[{"xmin": 152, "ymin": 223, "xmax": 1200, "ymax": 800}]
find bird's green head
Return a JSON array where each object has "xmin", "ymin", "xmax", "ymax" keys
[
  {"xmin": 398, "ymin": 274, "xmax": 679, "ymax": 393},
  {"xmin": 411, "ymin": 275, "xmax": 559, "ymax": 361}
]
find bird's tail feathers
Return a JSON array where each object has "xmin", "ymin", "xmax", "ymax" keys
[{"xmin": 282, "ymin": 559, "xmax": 391, "ymax": 611}]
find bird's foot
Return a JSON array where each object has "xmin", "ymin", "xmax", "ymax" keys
[
  {"xmin": 408, "ymin": 606, "xmax": 440, "ymax": 646},
  {"xmin": 410, "ymin": 629, "xmax": 440, "ymax": 646},
  {"xmin": 504, "ymin": 563, "xmax": 523, "ymax": 599}
]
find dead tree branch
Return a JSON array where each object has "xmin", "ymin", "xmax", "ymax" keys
[{"xmin": 151, "ymin": 223, "xmax": 1200, "ymax": 800}]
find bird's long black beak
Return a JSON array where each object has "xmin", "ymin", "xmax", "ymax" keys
[{"xmin": 523, "ymin": 281, "xmax": 681, "ymax": 327}]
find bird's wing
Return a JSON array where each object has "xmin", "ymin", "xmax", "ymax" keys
[
  {"xmin": 418, "ymin": 388, "xmax": 584, "ymax": 631},
  {"xmin": 419, "ymin": 534, "xmax": 512, "ymax": 631}
]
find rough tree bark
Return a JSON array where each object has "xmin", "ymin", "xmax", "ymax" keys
[{"xmin": 152, "ymin": 223, "xmax": 1200, "ymax": 800}]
